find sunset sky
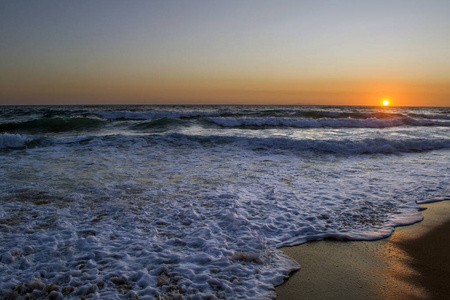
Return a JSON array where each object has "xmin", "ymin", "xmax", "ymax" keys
[{"xmin": 1, "ymin": 0, "xmax": 449, "ymax": 106}]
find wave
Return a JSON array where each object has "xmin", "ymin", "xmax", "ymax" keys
[
  {"xmin": 97, "ymin": 110, "xmax": 218, "ymax": 120},
  {"xmin": 95, "ymin": 109, "xmax": 423, "ymax": 121},
  {"xmin": 206, "ymin": 116, "xmax": 450, "ymax": 128},
  {"xmin": 289, "ymin": 110, "xmax": 408, "ymax": 120},
  {"xmin": 130, "ymin": 117, "xmax": 188, "ymax": 131},
  {"xmin": 0, "ymin": 117, "xmax": 105, "ymax": 133},
  {"xmin": 408, "ymin": 113, "xmax": 450, "ymax": 120},
  {"xmin": 2, "ymin": 114, "xmax": 447, "ymax": 135},
  {"xmin": 0, "ymin": 133, "xmax": 37, "ymax": 149},
  {"xmin": 94, "ymin": 108, "xmax": 400, "ymax": 121},
  {"xmin": 162, "ymin": 133, "xmax": 450, "ymax": 155},
  {"xmin": 9, "ymin": 131, "xmax": 448, "ymax": 155}
]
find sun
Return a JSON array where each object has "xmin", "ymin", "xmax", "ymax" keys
[{"xmin": 382, "ymin": 99, "xmax": 390, "ymax": 106}]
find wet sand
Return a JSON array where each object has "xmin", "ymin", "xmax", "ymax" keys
[{"xmin": 276, "ymin": 201, "xmax": 450, "ymax": 299}]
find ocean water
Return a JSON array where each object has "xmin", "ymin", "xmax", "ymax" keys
[{"xmin": 0, "ymin": 105, "xmax": 449, "ymax": 299}]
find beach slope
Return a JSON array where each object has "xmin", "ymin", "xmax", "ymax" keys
[{"xmin": 276, "ymin": 201, "xmax": 450, "ymax": 299}]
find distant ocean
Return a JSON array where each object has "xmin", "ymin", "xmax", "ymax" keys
[{"xmin": 1, "ymin": 105, "xmax": 449, "ymax": 299}]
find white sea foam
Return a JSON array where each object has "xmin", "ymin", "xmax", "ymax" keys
[
  {"xmin": 17, "ymin": 131, "xmax": 450, "ymax": 155},
  {"xmin": 1, "ymin": 106, "xmax": 449, "ymax": 299},
  {"xmin": 163, "ymin": 131, "xmax": 450, "ymax": 155},
  {"xmin": 1, "ymin": 132, "xmax": 449, "ymax": 299},
  {"xmin": 206, "ymin": 116, "xmax": 450, "ymax": 128}
]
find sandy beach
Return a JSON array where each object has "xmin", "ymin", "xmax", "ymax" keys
[{"xmin": 276, "ymin": 200, "xmax": 450, "ymax": 299}]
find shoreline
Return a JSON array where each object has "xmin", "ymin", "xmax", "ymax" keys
[{"xmin": 275, "ymin": 200, "xmax": 450, "ymax": 299}]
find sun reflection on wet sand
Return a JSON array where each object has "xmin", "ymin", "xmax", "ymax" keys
[
  {"xmin": 277, "ymin": 201, "xmax": 450, "ymax": 299},
  {"xmin": 383, "ymin": 201, "xmax": 450, "ymax": 300},
  {"xmin": 373, "ymin": 234, "xmax": 428, "ymax": 299}
]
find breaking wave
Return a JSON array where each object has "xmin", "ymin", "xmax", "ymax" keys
[
  {"xmin": 160, "ymin": 133, "xmax": 450, "ymax": 155},
  {"xmin": 12, "ymin": 133, "xmax": 448, "ymax": 155},
  {"xmin": 206, "ymin": 116, "xmax": 450, "ymax": 129},
  {"xmin": 0, "ymin": 133, "xmax": 32, "ymax": 149}
]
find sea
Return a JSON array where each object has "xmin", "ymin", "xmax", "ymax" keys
[{"xmin": 0, "ymin": 105, "xmax": 449, "ymax": 299}]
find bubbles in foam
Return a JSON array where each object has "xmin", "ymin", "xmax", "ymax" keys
[{"xmin": 0, "ymin": 105, "xmax": 449, "ymax": 298}]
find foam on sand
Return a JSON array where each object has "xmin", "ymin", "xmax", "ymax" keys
[{"xmin": 276, "ymin": 201, "xmax": 450, "ymax": 299}]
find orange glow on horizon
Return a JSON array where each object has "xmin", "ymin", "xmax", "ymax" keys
[{"xmin": 1, "ymin": 71, "xmax": 449, "ymax": 106}]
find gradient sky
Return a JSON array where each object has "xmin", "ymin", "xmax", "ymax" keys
[{"xmin": 1, "ymin": 0, "xmax": 449, "ymax": 106}]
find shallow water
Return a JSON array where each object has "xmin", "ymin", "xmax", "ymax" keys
[{"xmin": 1, "ymin": 105, "xmax": 449, "ymax": 298}]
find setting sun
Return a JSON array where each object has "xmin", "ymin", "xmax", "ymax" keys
[{"xmin": 382, "ymin": 99, "xmax": 390, "ymax": 106}]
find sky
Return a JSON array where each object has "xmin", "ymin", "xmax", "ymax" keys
[{"xmin": 0, "ymin": 0, "xmax": 449, "ymax": 106}]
